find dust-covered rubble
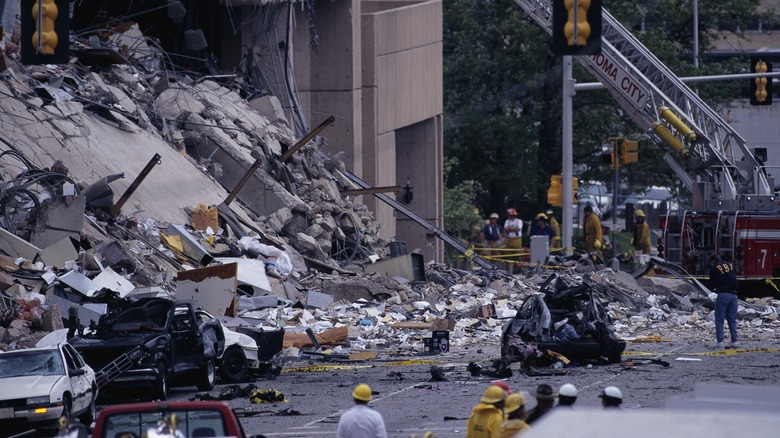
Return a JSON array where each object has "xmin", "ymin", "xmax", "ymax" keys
[{"xmin": 0, "ymin": 23, "xmax": 778, "ymax": 367}]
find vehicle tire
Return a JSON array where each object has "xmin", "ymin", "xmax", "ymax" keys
[
  {"xmin": 196, "ymin": 359, "xmax": 216, "ymax": 391},
  {"xmin": 220, "ymin": 347, "xmax": 249, "ymax": 382},
  {"xmin": 79, "ymin": 389, "xmax": 96, "ymax": 426},
  {"xmin": 61, "ymin": 394, "xmax": 73, "ymax": 423},
  {"xmin": 155, "ymin": 362, "xmax": 168, "ymax": 400}
]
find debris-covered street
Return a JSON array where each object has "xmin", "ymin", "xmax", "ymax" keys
[
  {"xmin": 191, "ymin": 333, "xmax": 780, "ymax": 437},
  {"xmin": 1, "ymin": 2, "xmax": 780, "ymax": 438}
]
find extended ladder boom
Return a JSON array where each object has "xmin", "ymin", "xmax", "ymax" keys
[{"xmin": 514, "ymin": 0, "xmax": 774, "ymax": 211}]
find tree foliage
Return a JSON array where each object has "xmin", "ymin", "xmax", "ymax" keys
[{"xmin": 443, "ymin": 0, "xmax": 770, "ymax": 221}]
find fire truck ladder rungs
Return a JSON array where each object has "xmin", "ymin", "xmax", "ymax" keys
[{"xmin": 95, "ymin": 346, "xmax": 146, "ymax": 389}]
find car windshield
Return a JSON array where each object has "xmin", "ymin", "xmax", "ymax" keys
[
  {"xmin": 100, "ymin": 409, "xmax": 231, "ymax": 438},
  {"xmin": 0, "ymin": 350, "xmax": 65, "ymax": 377},
  {"xmin": 108, "ymin": 301, "xmax": 170, "ymax": 332}
]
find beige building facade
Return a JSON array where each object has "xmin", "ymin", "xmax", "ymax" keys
[{"xmin": 232, "ymin": 0, "xmax": 444, "ymax": 262}]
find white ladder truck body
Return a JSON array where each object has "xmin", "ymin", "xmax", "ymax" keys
[{"xmin": 514, "ymin": 0, "xmax": 780, "ymax": 295}]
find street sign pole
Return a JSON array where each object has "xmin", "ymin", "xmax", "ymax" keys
[{"xmin": 562, "ymin": 56, "xmax": 575, "ymax": 256}]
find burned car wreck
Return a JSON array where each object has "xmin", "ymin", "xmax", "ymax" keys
[
  {"xmin": 68, "ymin": 298, "xmax": 225, "ymax": 400},
  {"xmin": 501, "ymin": 274, "xmax": 626, "ymax": 366}
]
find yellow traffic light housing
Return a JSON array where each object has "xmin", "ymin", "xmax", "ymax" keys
[
  {"xmin": 564, "ymin": 0, "xmax": 592, "ymax": 46},
  {"xmin": 552, "ymin": 0, "xmax": 602, "ymax": 56},
  {"xmin": 620, "ymin": 139, "xmax": 638, "ymax": 164},
  {"xmin": 547, "ymin": 175, "xmax": 563, "ymax": 207},
  {"xmin": 32, "ymin": 0, "xmax": 58, "ymax": 55},
  {"xmin": 21, "ymin": 0, "xmax": 69, "ymax": 65},
  {"xmin": 750, "ymin": 58, "xmax": 773, "ymax": 106},
  {"xmin": 547, "ymin": 175, "xmax": 578, "ymax": 206}
]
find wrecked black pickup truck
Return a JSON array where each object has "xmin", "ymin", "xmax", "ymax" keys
[
  {"xmin": 69, "ymin": 298, "xmax": 225, "ymax": 400},
  {"xmin": 501, "ymin": 274, "xmax": 626, "ymax": 365}
]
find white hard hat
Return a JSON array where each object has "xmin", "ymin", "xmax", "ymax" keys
[
  {"xmin": 600, "ymin": 386, "xmax": 623, "ymax": 400},
  {"xmin": 559, "ymin": 383, "xmax": 578, "ymax": 398}
]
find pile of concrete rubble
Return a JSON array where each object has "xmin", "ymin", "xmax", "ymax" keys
[{"xmin": 0, "ymin": 24, "xmax": 778, "ymax": 363}]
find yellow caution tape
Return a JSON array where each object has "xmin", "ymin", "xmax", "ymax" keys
[
  {"xmin": 283, "ymin": 364, "xmax": 373, "ymax": 373},
  {"xmin": 380, "ymin": 359, "xmax": 446, "ymax": 367},
  {"xmin": 625, "ymin": 347, "xmax": 780, "ymax": 357}
]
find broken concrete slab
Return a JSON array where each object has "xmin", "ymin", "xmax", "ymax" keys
[
  {"xmin": 364, "ymin": 253, "xmax": 425, "ymax": 282},
  {"xmin": 58, "ymin": 270, "xmax": 100, "ymax": 297},
  {"xmin": 0, "ymin": 227, "xmax": 41, "ymax": 261},
  {"xmin": 92, "ymin": 267, "xmax": 135, "ymax": 298},
  {"xmin": 39, "ymin": 237, "xmax": 80, "ymax": 269},
  {"xmin": 30, "ymin": 196, "xmax": 86, "ymax": 249},
  {"xmin": 238, "ymin": 295, "xmax": 279, "ymax": 310},
  {"xmin": 214, "ymin": 257, "xmax": 272, "ymax": 296},
  {"xmin": 176, "ymin": 263, "xmax": 238, "ymax": 317},
  {"xmin": 306, "ymin": 290, "xmax": 334, "ymax": 309}
]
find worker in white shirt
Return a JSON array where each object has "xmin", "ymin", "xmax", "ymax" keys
[{"xmin": 336, "ymin": 383, "xmax": 388, "ymax": 438}]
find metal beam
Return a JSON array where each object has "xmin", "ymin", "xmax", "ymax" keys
[{"xmin": 341, "ymin": 186, "xmax": 401, "ymax": 196}]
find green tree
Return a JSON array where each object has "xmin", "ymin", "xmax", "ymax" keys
[
  {"xmin": 443, "ymin": 0, "xmax": 773, "ymax": 220},
  {"xmin": 442, "ymin": 157, "xmax": 484, "ymax": 264}
]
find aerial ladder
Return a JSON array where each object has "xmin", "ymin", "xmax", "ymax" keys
[
  {"xmin": 513, "ymin": 0, "xmax": 780, "ymax": 278},
  {"xmin": 513, "ymin": 0, "xmax": 774, "ymax": 213}
]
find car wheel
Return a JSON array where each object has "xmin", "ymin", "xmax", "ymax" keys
[
  {"xmin": 196, "ymin": 359, "xmax": 216, "ymax": 391},
  {"xmin": 220, "ymin": 347, "xmax": 249, "ymax": 382},
  {"xmin": 79, "ymin": 389, "xmax": 96, "ymax": 426},
  {"xmin": 61, "ymin": 394, "xmax": 73, "ymax": 423},
  {"xmin": 607, "ymin": 351, "xmax": 622, "ymax": 364},
  {"xmin": 155, "ymin": 362, "xmax": 168, "ymax": 400}
]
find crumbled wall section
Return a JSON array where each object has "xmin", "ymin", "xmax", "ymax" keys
[{"xmin": 0, "ymin": 36, "xmax": 385, "ymax": 263}]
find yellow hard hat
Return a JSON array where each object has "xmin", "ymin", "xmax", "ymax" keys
[
  {"xmin": 352, "ymin": 383, "xmax": 372, "ymax": 401},
  {"xmin": 480, "ymin": 385, "xmax": 506, "ymax": 404},
  {"xmin": 594, "ymin": 239, "xmax": 602, "ymax": 250},
  {"xmin": 635, "ymin": 210, "xmax": 645, "ymax": 218},
  {"xmin": 504, "ymin": 392, "xmax": 527, "ymax": 413},
  {"xmin": 536, "ymin": 213, "xmax": 548, "ymax": 220}
]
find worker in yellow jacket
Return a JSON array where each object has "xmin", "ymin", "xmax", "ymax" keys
[
  {"xmin": 583, "ymin": 205, "xmax": 603, "ymax": 257},
  {"xmin": 467, "ymin": 385, "xmax": 506, "ymax": 438},
  {"xmin": 633, "ymin": 210, "xmax": 652, "ymax": 254}
]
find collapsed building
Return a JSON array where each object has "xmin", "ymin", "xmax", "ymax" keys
[{"xmin": 0, "ymin": 3, "xmax": 777, "ymax": 378}]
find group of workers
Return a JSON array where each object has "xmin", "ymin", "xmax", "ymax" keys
[
  {"xmin": 480, "ymin": 206, "xmax": 652, "ymax": 260},
  {"xmin": 337, "ymin": 382, "xmax": 623, "ymax": 438},
  {"xmin": 465, "ymin": 382, "xmax": 623, "ymax": 437},
  {"xmin": 479, "ymin": 208, "xmax": 562, "ymax": 253}
]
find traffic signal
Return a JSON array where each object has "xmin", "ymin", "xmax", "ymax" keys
[
  {"xmin": 547, "ymin": 175, "xmax": 563, "ymax": 207},
  {"xmin": 547, "ymin": 175, "xmax": 578, "ymax": 206},
  {"xmin": 21, "ymin": 0, "xmax": 69, "ymax": 65},
  {"xmin": 551, "ymin": 0, "xmax": 602, "ymax": 56},
  {"xmin": 32, "ymin": 0, "xmax": 58, "ymax": 55},
  {"xmin": 620, "ymin": 139, "xmax": 638, "ymax": 164},
  {"xmin": 750, "ymin": 57, "xmax": 772, "ymax": 105}
]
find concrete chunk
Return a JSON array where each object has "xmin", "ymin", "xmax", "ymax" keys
[{"xmin": 306, "ymin": 290, "xmax": 334, "ymax": 309}]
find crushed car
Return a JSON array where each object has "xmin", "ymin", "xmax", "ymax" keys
[
  {"xmin": 501, "ymin": 273, "xmax": 626, "ymax": 366},
  {"xmin": 0, "ymin": 344, "xmax": 97, "ymax": 435},
  {"xmin": 68, "ymin": 298, "xmax": 225, "ymax": 400}
]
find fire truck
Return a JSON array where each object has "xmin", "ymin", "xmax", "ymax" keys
[{"xmin": 513, "ymin": 0, "xmax": 780, "ymax": 296}]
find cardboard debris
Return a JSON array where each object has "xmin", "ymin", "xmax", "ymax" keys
[{"xmin": 283, "ymin": 325, "xmax": 349, "ymax": 349}]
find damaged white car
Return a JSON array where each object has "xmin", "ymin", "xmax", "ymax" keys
[{"xmin": 0, "ymin": 344, "xmax": 97, "ymax": 435}]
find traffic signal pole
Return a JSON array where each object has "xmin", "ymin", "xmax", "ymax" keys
[{"xmin": 562, "ymin": 56, "xmax": 575, "ymax": 256}]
